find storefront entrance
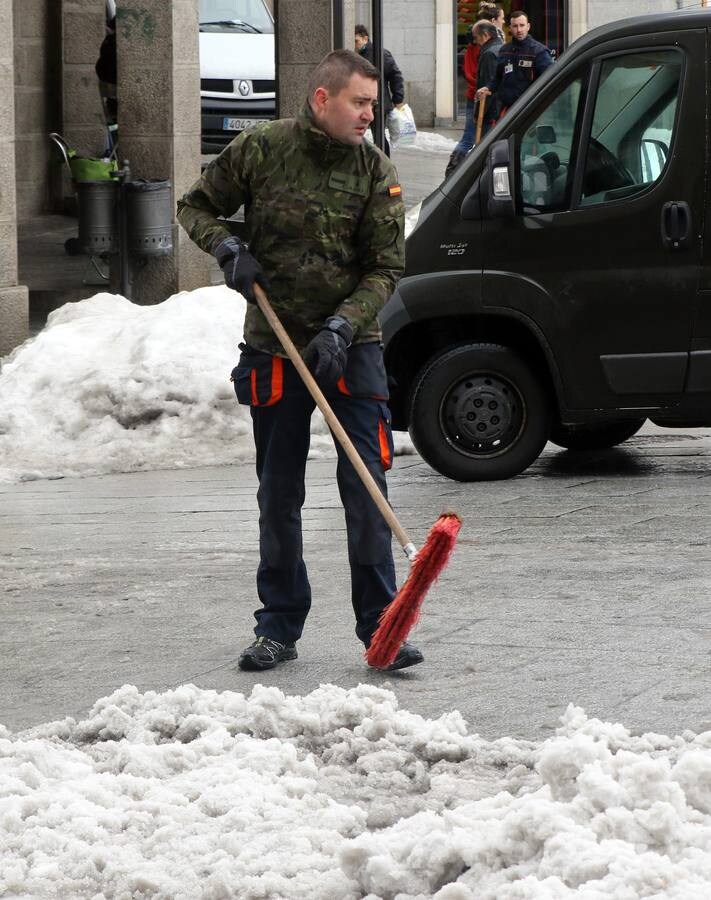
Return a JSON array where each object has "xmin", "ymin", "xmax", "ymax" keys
[{"xmin": 455, "ymin": 0, "xmax": 566, "ymax": 120}]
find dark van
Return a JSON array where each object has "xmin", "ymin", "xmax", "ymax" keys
[{"xmin": 381, "ymin": 10, "xmax": 711, "ymax": 481}]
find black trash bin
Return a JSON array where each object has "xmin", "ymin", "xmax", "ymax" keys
[
  {"xmin": 125, "ymin": 179, "xmax": 173, "ymax": 256},
  {"xmin": 77, "ymin": 180, "xmax": 119, "ymax": 255}
]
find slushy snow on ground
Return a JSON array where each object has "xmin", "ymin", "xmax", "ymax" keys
[
  {"xmin": 2, "ymin": 682, "xmax": 711, "ymax": 898},
  {"xmin": 407, "ymin": 130, "xmax": 458, "ymax": 154},
  {"xmin": 368, "ymin": 129, "xmax": 456, "ymax": 154},
  {"xmin": 0, "ymin": 286, "xmax": 414, "ymax": 484}
]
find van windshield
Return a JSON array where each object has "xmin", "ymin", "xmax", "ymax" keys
[{"xmin": 199, "ymin": 0, "xmax": 274, "ymax": 33}]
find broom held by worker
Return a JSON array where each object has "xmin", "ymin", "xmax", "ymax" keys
[{"xmin": 176, "ymin": 49, "xmax": 424, "ymax": 673}]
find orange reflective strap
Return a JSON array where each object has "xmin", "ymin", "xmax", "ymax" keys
[
  {"xmin": 249, "ymin": 356, "xmax": 283, "ymax": 406},
  {"xmin": 336, "ymin": 376, "xmax": 351, "ymax": 396},
  {"xmin": 264, "ymin": 356, "xmax": 284, "ymax": 406},
  {"xmin": 378, "ymin": 417, "xmax": 392, "ymax": 470}
]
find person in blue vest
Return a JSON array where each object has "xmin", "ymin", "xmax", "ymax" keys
[{"xmin": 476, "ymin": 10, "xmax": 553, "ymax": 115}]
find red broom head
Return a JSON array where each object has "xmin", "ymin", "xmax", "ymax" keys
[{"xmin": 366, "ymin": 512, "xmax": 462, "ymax": 669}]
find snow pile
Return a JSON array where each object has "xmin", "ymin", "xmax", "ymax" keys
[
  {"xmin": 408, "ymin": 130, "xmax": 458, "ymax": 154},
  {"xmin": 2, "ymin": 683, "xmax": 711, "ymax": 899},
  {"xmin": 0, "ymin": 287, "xmax": 413, "ymax": 484},
  {"xmin": 367, "ymin": 129, "xmax": 456, "ymax": 154}
]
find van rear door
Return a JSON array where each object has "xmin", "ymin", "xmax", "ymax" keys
[{"xmin": 480, "ymin": 29, "xmax": 705, "ymax": 412}]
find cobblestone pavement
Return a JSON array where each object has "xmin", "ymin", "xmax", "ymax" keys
[{"xmin": 2, "ymin": 423, "xmax": 710, "ymax": 739}]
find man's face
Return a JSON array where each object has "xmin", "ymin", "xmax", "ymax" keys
[
  {"xmin": 354, "ymin": 33, "xmax": 368, "ymax": 51},
  {"xmin": 313, "ymin": 73, "xmax": 377, "ymax": 146},
  {"xmin": 509, "ymin": 15, "xmax": 531, "ymax": 40}
]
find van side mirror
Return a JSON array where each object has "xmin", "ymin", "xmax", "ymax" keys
[{"xmin": 487, "ymin": 139, "xmax": 515, "ymax": 218}]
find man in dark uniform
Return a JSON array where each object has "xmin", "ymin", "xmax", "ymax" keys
[
  {"xmin": 477, "ymin": 10, "xmax": 553, "ymax": 114},
  {"xmin": 354, "ymin": 24, "xmax": 405, "ymax": 156},
  {"xmin": 176, "ymin": 50, "xmax": 423, "ymax": 673}
]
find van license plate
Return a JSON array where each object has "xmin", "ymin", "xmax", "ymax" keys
[{"xmin": 222, "ymin": 117, "xmax": 267, "ymax": 131}]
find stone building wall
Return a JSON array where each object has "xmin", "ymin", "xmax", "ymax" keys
[
  {"xmin": 1, "ymin": 0, "xmax": 28, "ymax": 354},
  {"xmin": 588, "ymin": 0, "xmax": 680, "ymax": 30},
  {"xmin": 355, "ymin": 0, "xmax": 436, "ymax": 125},
  {"xmin": 13, "ymin": 0, "xmax": 62, "ymax": 218}
]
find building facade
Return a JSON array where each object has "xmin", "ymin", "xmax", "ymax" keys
[
  {"xmin": 0, "ymin": 0, "xmax": 695, "ymax": 355},
  {"xmin": 354, "ymin": 0, "xmax": 684, "ymax": 125}
]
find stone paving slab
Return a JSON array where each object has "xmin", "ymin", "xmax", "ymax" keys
[{"xmin": 2, "ymin": 423, "xmax": 711, "ymax": 740}]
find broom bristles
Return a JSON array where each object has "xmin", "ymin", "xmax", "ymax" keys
[{"xmin": 366, "ymin": 512, "xmax": 462, "ymax": 669}]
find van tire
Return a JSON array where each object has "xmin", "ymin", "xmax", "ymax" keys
[
  {"xmin": 408, "ymin": 343, "xmax": 550, "ymax": 481},
  {"xmin": 549, "ymin": 418, "xmax": 646, "ymax": 451}
]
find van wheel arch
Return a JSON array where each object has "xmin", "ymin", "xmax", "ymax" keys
[{"xmin": 385, "ymin": 315, "xmax": 562, "ymax": 430}]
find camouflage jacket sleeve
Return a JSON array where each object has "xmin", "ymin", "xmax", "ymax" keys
[
  {"xmin": 334, "ymin": 159, "xmax": 405, "ymax": 334},
  {"xmin": 176, "ymin": 131, "xmax": 257, "ymax": 254}
]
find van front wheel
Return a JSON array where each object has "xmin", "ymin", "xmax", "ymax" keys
[{"xmin": 408, "ymin": 343, "xmax": 550, "ymax": 481}]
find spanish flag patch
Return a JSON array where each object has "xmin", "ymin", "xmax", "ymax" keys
[{"xmin": 387, "ymin": 184, "xmax": 402, "ymax": 198}]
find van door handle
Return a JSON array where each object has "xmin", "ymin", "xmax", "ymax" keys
[{"xmin": 661, "ymin": 201, "xmax": 691, "ymax": 251}]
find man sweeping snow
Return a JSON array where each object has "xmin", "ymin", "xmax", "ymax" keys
[{"xmin": 177, "ymin": 50, "xmax": 423, "ymax": 673}]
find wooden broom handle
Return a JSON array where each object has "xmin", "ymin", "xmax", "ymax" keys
[
  {"xmin": 253, "ymin": 283, "xmax": 416, "ymax": 559},
  {"xmin": 476, "ymin": 97, "xmax": 486, "ymax": 145}
]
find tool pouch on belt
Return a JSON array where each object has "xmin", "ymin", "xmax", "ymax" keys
[
  {"xmin": 335, "ymin": 342, "xmax": 389, "ymax": 400},
  {"xmin": 231, "ymin": 341, "xmax": 390, "ymax": 406},
  {"xmin": 231, "ymin": 344, "xmax": 284, "ymax": 407}
]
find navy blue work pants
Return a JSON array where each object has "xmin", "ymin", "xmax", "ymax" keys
[{"xmin": 248, "ymin": 360, "xmax": 396, "ymax": 647}]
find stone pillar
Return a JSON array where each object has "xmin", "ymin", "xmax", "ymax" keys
[
  {"xmin": 275, "ymin": 0, "xmax": 333, "ymax": 118},
  {"xmin": 434, "ymin": 0, "xmax": 454, "ymax": 125},
  {"xmin": 568, "ymin": 0, "xmax": 587, "ymax": 42},
  {"xmin": 61, "ymin": 0, "xmax": 106, "ymax": 160},
  {"xmin": 1, "ymin": 0, "xmax": 29, "ymax": 357},
  {"xmin": 14, "ymin": 0, "xmax": 61, "ymax": 218},
  {"xmin": 115, "ymin": 0, "xmax": 207, "ymax": 303},
  {"xmin": 339, "ymin": 1, "xmax": 356, "ymax": 51}
]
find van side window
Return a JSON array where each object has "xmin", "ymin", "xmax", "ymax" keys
[
  {"xmin": 517, "ymin": 79, "xmax": 584, "ymax": 214},
  {"xmin": 580, "ymin": 50, "xmax": 681, "ymax": 207}
]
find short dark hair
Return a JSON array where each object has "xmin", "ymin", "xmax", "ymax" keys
[
  {"xmin": 307, "ymin": 49, "xmax": 378, "ymax": 99},
  {"xmin": 473, "ymin": 20, "xmax": 498, "ymax": 40},
  {"xmin": 355, "ymin": 24, "xmax": 369, "ymax": 39},
  {"xmin": 509, "ymin": 10, "xmax": 529, "ymax": 23}
]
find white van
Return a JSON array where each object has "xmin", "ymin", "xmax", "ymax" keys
[
  {"xmin": 199, "ymin": 0, "xmax": 276, "ymax": 153},
  {"xmin": 104, "ymin": 1, "xmax": 276, "ymax": 155}
]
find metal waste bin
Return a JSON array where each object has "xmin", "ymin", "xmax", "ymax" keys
[
  {"xmin": 77, "ymin": 180, "xmax": 119, "ymax": 254},
  {"xmin": 125, "ymin": 179, "xmax": 173, "ymax": 257}
]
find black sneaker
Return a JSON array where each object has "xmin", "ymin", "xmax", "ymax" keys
[
  {"xmin": 370, "ymin": 641, "xmax": 424, "ymax": 671},
  {"xmin": 238, "ymin": 636, "xmax": 298, "ymax": 671}
]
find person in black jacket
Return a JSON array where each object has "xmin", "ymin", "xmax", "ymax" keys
[
  {"xmin": 474, "ymin": 21, "xmax": 503, "ymax": 137},
  {"xmin": 355, "ymin": 24, "xmax": 405, "ymax": 157},
  {"xmin": 445, "ymin": 19, "xmax": 503, "ymax": 177},
  {"xmin": 477, "ymin": 10, "xmax": 553, "ymax": 114}
]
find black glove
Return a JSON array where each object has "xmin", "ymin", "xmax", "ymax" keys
[
  {"xmin": 303, "ymin": 316, "xmax": 354, "ymax": 386},
  {"xmin": 213, "ymin": 237, "xmax": 269, "ymax": 303}
]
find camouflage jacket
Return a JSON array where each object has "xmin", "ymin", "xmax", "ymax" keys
[{"xmin": 176, "ymin": 105, "xmax": 405, "ymax": 354}]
